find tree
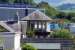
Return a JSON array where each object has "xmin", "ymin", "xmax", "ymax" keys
[
  {"xmin": 56, "ymin": 12, "xmax": 67, "ymax": 19},
  {"xmin": 0, "ymin": 0, "xmax": 8, "ymax": 3},
  {"xmin": 68, "ymin": 12, "xmax": 75, "ymax": 22},
  {"xmin": 0, "ymin": 25, "xmax": 9, "ymax": 32},
  {"xmin": 8, "ymin": 0, "xmax": 15, "ymax": 4},
  {"xmin": 37, "ymin": 1, "xmax": 59, "ymax": 17},
  {"xmin": 52, "ymin": 29, "xmax": 72, "ymax": 39}
]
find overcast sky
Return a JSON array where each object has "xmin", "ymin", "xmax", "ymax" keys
[{"xmin": 34, "ymin": 0, "xmax": 75, "ymax": 6}]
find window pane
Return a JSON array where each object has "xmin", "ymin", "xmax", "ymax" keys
[
  {"xmin": 39, "ymin": 24, "xmax": 41, "ymax": 29},
  {"xmin": 34, "ymin": 24, "xmax": 37, "ymax": 29}
]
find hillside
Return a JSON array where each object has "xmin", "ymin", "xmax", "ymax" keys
[
  {"xmin": 37, "ymin": 2, "xmax": 58, "ymax": 17},
  {"xmin": 57, "ymin": 3, "xmax": 75, "ymax": 12}
]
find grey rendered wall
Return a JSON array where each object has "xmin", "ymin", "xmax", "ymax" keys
[
  {"xmin": 21, "ymin": 21, "xmax": 27, "ymax": 35},
  {"xmin": 0, "ymin": 33, "xmax": 15, "ymax": 50}
]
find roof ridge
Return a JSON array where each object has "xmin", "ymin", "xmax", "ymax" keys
[{"xmin": 21, "ymin": 10, "xmax": 52, "ymax": 20}]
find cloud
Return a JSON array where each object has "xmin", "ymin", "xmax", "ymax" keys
[
  {"xmin": 58, "ymin": 0, "xmax": 75, "ymax": 5},
  {"xmin": 34, "ymin": 0, "xmax": 75, "ymax": 6},
  {"xmin": 45, "ymin": 0, "xmax": 64, "ymax": 6},
  {"xmin": 33, "ymin": 0, "xmax": 42, "ymax": 4},
  {"xmin": 64, "ymin": 0, "xmax": 75, "ymax": 3}
]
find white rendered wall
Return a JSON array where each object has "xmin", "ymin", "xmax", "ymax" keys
[
  {"xmin": 0, "ymin": 32, "xmax": 21, "ymax": 50},
  {"xmin": 14, "ymin": 33, "xmax": 21, "ymax": 50},
  {"xmin": 46, "ymin": 22, "xmax": 51, "ymax": 32},
  {"xmin": 70, "ymin": 23, "xmax": 75, "ymax": 33},
  {"xmin": 27, "ymin": 43, "xmax": 61, "ymax": 49}
]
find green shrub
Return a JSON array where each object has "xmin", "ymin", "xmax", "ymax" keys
[
  {"xmin": 26, "ymin": 29, "xmax": 35, "ymax": 37},
  {"xmin": 22, "ymin": 44, "xmax": 37, "ymax": 50},
  {"xmin": 0, "ymin": 25, "xmax": 9, "ymax": 32},
  {"xmin": 52, "ymin": 29, "xmax": 72, "ymax": 39}
]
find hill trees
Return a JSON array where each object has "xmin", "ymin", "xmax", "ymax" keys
[
  {"xmin": 37, "ymin": 2, "xmax": 59, "ymax": 17},
  {"xmin": 56, "ymin": 12, "xmax": 75, "ymax": 22},
  {"xmin": 0, "ymin": 0, "xmax": 8, "ymax": 3}
]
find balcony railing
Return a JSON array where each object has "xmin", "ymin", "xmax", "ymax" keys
[{"xmin": 21, "ymin": 37, "xmax": 73, "ymax": 47}]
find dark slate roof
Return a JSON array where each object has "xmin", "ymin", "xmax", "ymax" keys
[
  {"xmin": 0, "ymin": 8, "xmax": 24, "ymax": 21},
  {"xmin": 0, "ymin": 3, "xmax": 36, "ymax": 21},
  {"xmin": 0, "ymin": 3, "xmax": 36, "ymax": 8},
  {"xmin": 22, "ymin": 10, "xmax": 52, "ymax": 21},
  {"xmin": 0, "ymin": 7, "xmax": 35, "ymax": 21}
]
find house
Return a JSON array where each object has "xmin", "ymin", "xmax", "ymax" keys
[
  {"xmin": 0, "ymin": 21, "xmax": 21, "ymax": 50},
  {"xmin": 57, "ymin": 22, "xmax": 75, "ymax": 34},
  {"xmin": 69, "ymin": 23, "xmax": 75, "ymax": 34},
  {"xmin": 21, "ymin": 10, "xmax": 73, "ymax": 50},
  {"xmin": 0, "ymin": 3, "xmax": 36, "ymax": 21},
  {"xmin": 0, "ymin": 3, "xmax": 73, "ymax": 50},
  {"xmin": 0, "ymin": 3, "xmax": 37, "ymax": 50},
  {"xmin": 23, "ymin": 38, "xmax": 73, "ymax": 50},
  {"xmin": 21, "ymin": 10, "xmax": 52, "ymax": 38}
]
